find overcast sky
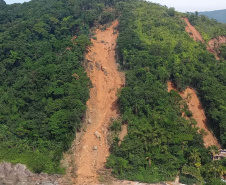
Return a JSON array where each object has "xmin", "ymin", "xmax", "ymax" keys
[
  {"xmin": 5, "ymin": 0, "xmax": 30, "ymax": 4},
  {"xmin": 4, "ymin": 0, "xmax": 226, "ymax": 12},
  {"xmin": 149, "ymin": 0, "xmax": 226, "ymax": 12}
]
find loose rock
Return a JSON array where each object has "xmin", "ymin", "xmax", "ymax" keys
[
  {"xmin": 93, "ymin": 146, "xmax": 98, "ymax": 150},
  {"xmin": 0, "ymin": 163, "xmax": 61, "ymax": 185},
  {"xmin": 94, "ymin": 131, "xmax": 101, "ymax": 140}
]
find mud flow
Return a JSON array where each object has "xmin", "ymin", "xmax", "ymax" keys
[{"xmin": 75, "ymin": 20, "xmax": 125, "ymax": 184}]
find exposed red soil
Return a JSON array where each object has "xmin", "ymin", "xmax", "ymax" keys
[
  {"xmin": 208, "ymin": 36, "xmax": 226, "ymax": 58},
  {"xmin": 167, "ymin": 82, "xmax": 220, "ymax": 148},
  {"xmin": 73, "ymin": 20, "xmax": 125, "ymax": 185},
  {"xmin": 182, "ymin": 17, "xmax": 226, "ymax": 60},
  {"xmin": 209, "ymin": 36, "xmax": 226, "ymax": 49},
  {"xmin": 182, "ymin": 18, "xmax": 205, "ymax": 43}
]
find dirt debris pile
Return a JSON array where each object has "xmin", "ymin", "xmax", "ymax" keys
[{"xmin": 73, "ymin": 20, "xmax": 125, "ymax": 185}]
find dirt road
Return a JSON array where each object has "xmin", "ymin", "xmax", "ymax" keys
[
  {"xmin": 167, "ymin": 82, "xmax": 220, "ymax": 148},
  {"xmin": 74, "ymin": 20, "xmax": 125, "ymax": 185}
]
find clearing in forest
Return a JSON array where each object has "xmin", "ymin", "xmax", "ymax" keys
[
  {"xmin": 74, "ymin": 20, "xmax": 125, "ymax": 184},
  {"xmin": 167, "ymin": 81, "xmax": 220, "ymax": 148}
]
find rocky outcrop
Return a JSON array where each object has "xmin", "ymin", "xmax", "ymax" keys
[{"xmin": 0, "ymin": 163, "xmax": 61, "ymax": 185}]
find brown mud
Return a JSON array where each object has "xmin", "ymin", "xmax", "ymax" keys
[
  {"xmin": 208, "ymin": 36, "xmax": 226, "ymax": 58},
  {"xmin": 74, "ymin": 20, "xmax": 125, "ymax": 185},
  {"xmin": 182, "ymin": 17, "xmax": 205, "ymax": 43},
  {"xmin": 167, "ymin": 81, "xmax": 220, "ymax": 148}
]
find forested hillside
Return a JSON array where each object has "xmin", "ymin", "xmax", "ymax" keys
[
  {"xmin": 199, "ymin": 9, "xmax": 226, "ymax": 24},
  {"xmin": 107, "ymin": 1, "xmax": 226, "ymax": 184},
  {"xmin": 0, "ymin": 0, "xmax": 118, "ymax": 174},
  {"xmin": 1, "ymin": 0, "xmax": 226, "ymax": 184}
]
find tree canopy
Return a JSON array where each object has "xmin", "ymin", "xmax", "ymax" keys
[
  {"xmin": 0, "ymin": 0, "xmax": 118, "ymax": 173},
  {"xmin": 107, "ymin": 1, "xmax": 226, "ymax": 184}
]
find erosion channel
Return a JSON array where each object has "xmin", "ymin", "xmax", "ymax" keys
[{"xmin": 74, "ymin": 20, "xmax": 125, "ymax": 184}]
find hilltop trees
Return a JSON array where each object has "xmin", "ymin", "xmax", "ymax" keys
[
  {"xmin": 167, "ymin": 7, "xmax": 175, "ymax": 17},
  {"xmin": 0, "ymin": 0, "xmax": 118, "ymax": 173}
]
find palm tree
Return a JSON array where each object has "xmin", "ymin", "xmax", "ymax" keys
[{"xmin": 189, "ymin": 148, "xmax": 201, "ymax": 165}]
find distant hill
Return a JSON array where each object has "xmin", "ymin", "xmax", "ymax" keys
[
  {"xmin": 199, "ymin": 9, "xmax": 226, "ymax": 23},
  {"xmin": 0, "ymin": 0, "xmax": 6, "ymax": 5}
]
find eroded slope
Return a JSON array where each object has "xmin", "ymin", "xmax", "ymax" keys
[{"xmin": 75, "ymin": 20, "xmax": 125, "ymax": 184}]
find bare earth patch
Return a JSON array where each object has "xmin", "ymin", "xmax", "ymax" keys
[
  {"xmin": 182, "ymin": 17, "xmax": 205, "ymax": 43},
  {"xmin": 74, "ymin": 20, "xmax": 125, "ymax": 185},
  {"xmin": 59, "ymin": 21, "xmax": 186, "ymax": 185},
  {"xmin": 208, "ymin": 36, "xmax": 226, "ymax": 58}
]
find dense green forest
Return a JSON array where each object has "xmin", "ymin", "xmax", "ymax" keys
[
  {"xmin": 107, "ymin": 1, "xmax": 226, "ymax": 184},
  {"xmin": 1, "ymin": 0, "xmax": 226, "ymax": 184},
  {"xmin": 199, "ymin": 9, "xmax": 226, "ymax": 24},
  {"xmin": 0, "ymin": 0, "xmax": 119, "ymax": 173}
]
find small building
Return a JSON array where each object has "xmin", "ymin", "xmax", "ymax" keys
[{"xmin": 213, "ymin": 149, "xmax": 226, "ymax": 161}]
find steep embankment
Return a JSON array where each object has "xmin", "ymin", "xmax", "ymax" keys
[
  {"xmin": 74, "ymin": 20, "xmax": 125, "ymax": 184},
  {"xmin": 183, "ymin": 17, "xmax": 226, "ymax": 59},
  {"xmin": 167, "ymin": 82, "xmax": 220, "ymax": 148}
]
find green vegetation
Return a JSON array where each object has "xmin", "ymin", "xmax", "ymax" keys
[
  {"xmin": 1, "ymin": 0, "xmax": 226, "ymax": 183},
  {"xmin": 0, "ymin": 0, "xmax": 119, "ymax": 173},
  {"xmin": 107, "ymin": 1, "xmax": 226, "ymax": 184}
]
